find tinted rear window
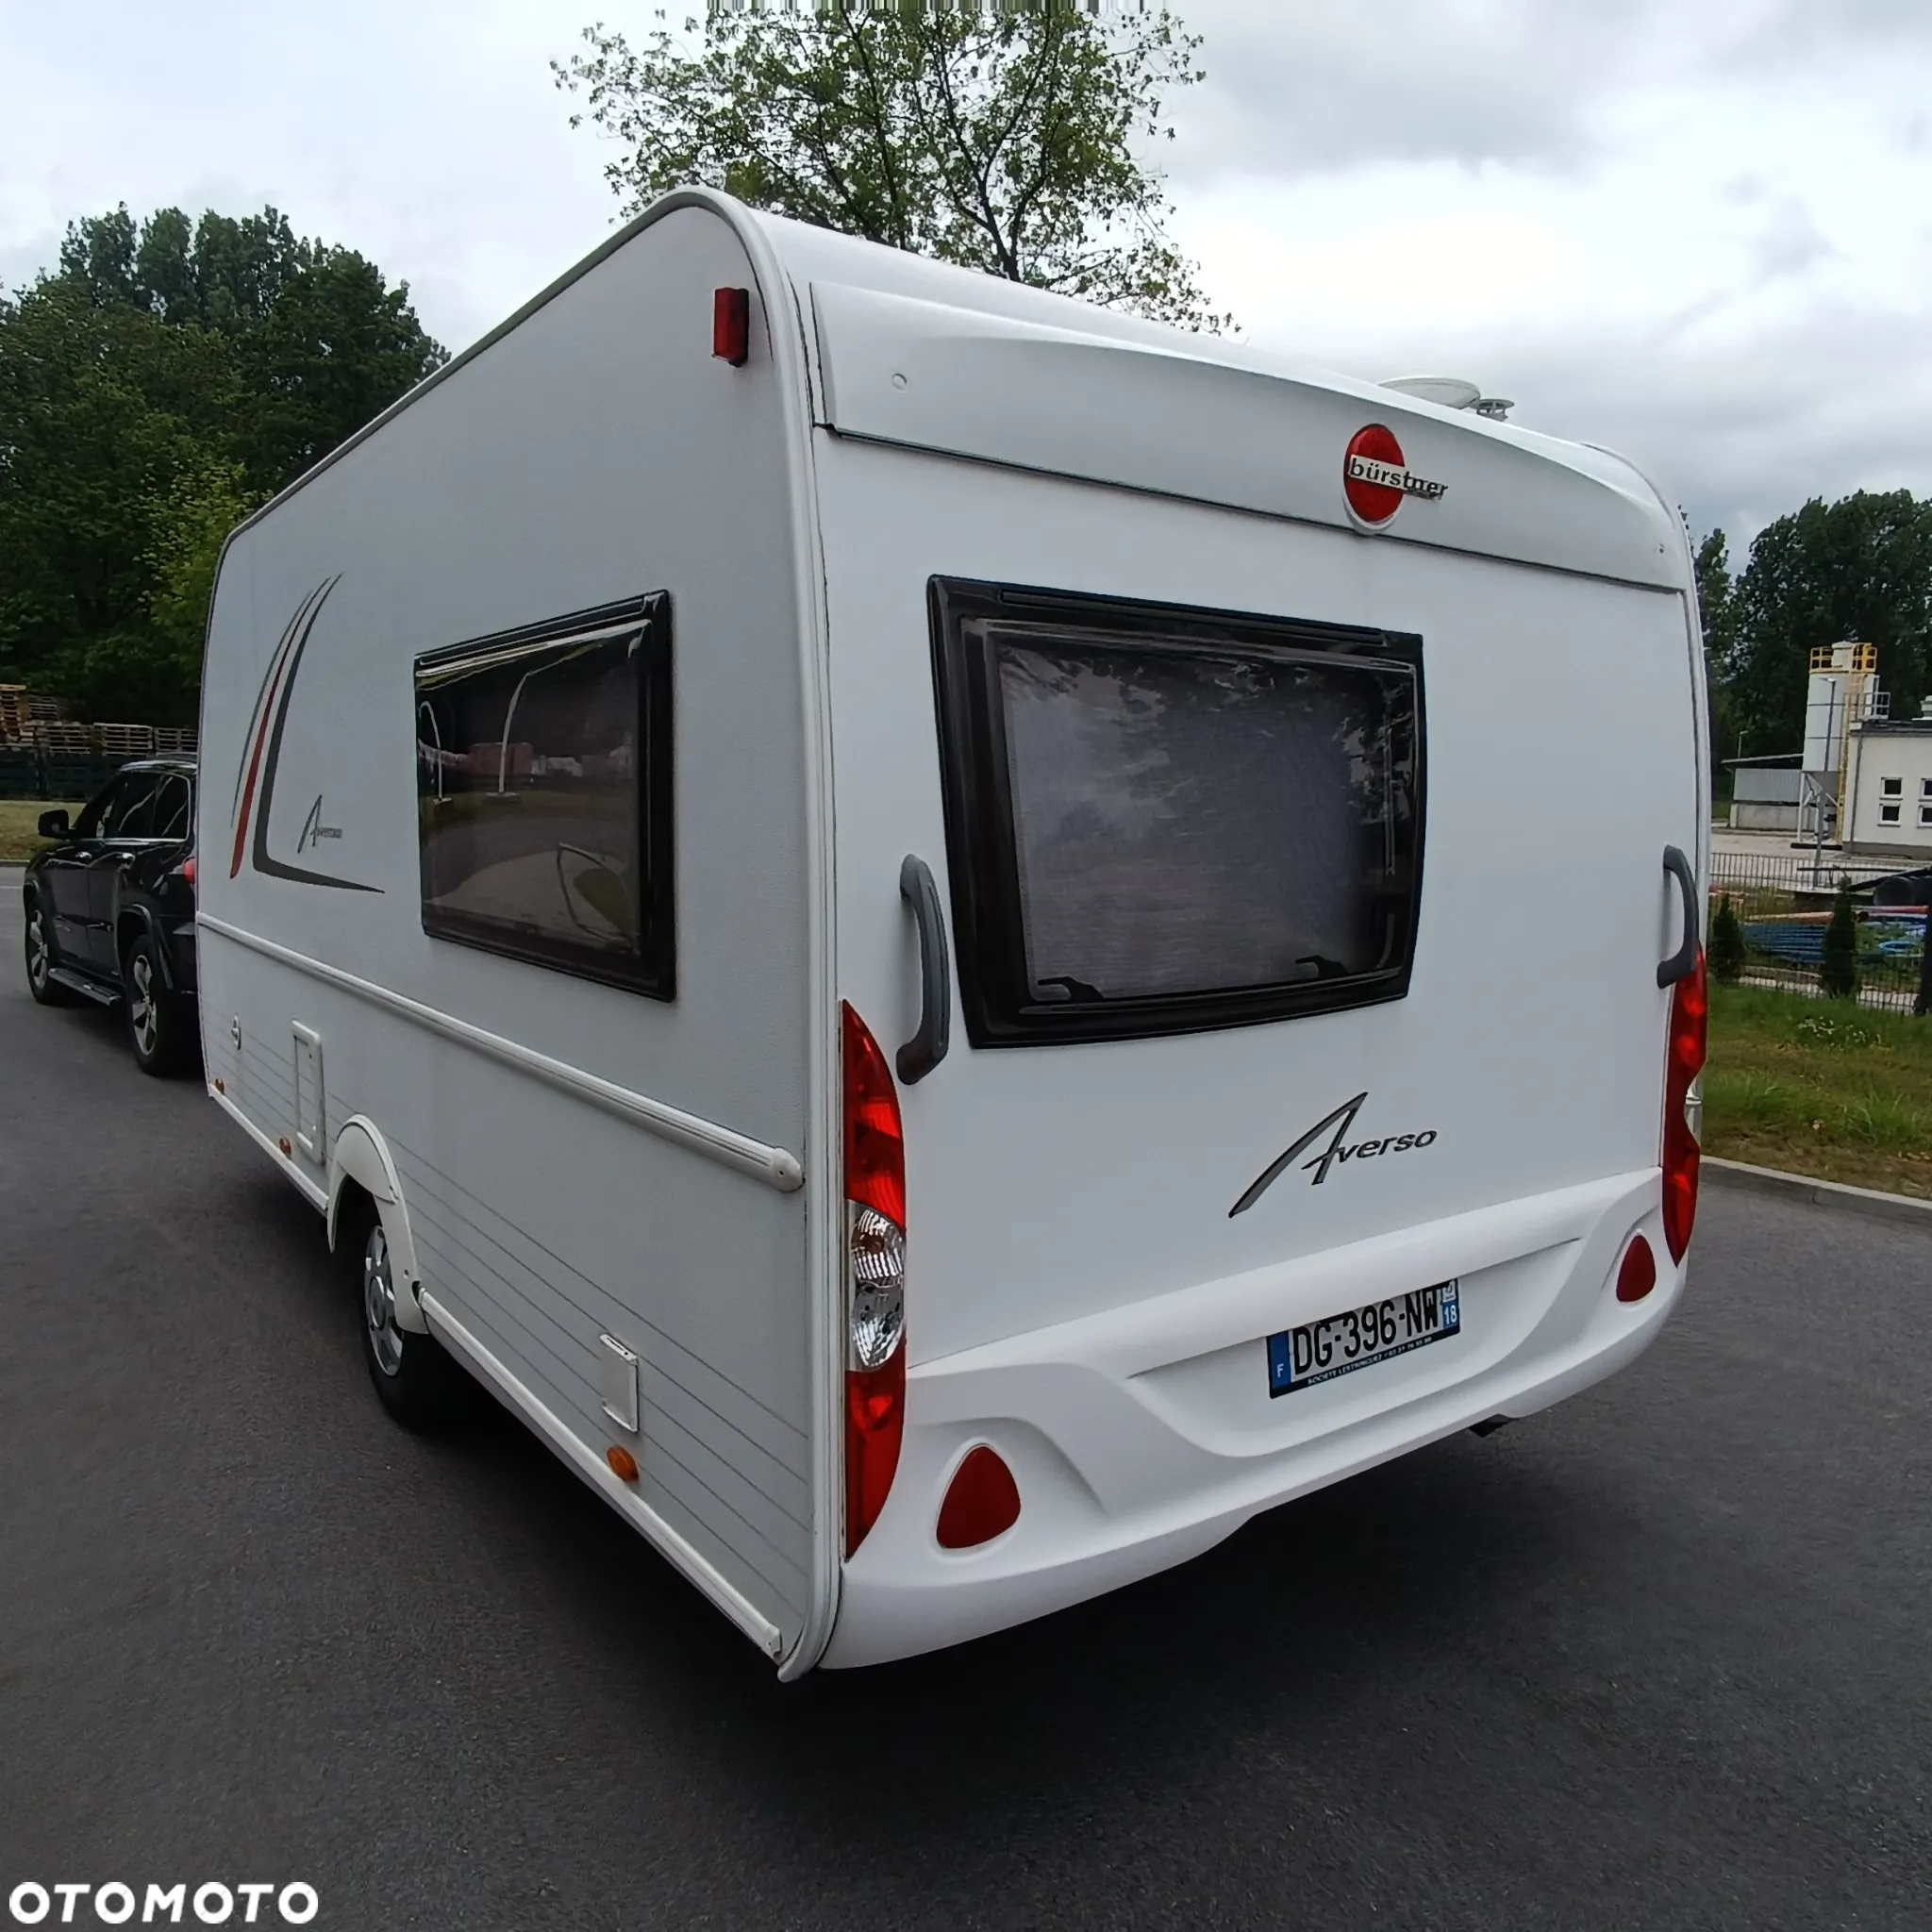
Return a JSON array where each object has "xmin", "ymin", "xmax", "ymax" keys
[{"xmin": 930, "ymin": 580, "xmax": 1424, "ymax": 1045}]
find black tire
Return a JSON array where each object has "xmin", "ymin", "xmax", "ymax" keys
[
  {"xmin": 124, "ymin": 933, "xmax": 192, "ymax": 1076},
  {"xmin": 353, "ymin": 1206, "xmax": 469, "ymax": 1428},
  {"xmin": 24, "ymin": 893, "xmax": 77, "ymax": 1007}
]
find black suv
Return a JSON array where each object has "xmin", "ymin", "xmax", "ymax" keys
[{"xmin": 22, "ymin": 758, "xmax": 199, "ymax": 1075}]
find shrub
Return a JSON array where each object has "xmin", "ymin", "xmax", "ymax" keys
[
  {"xmin": 1819, "ymin": 876, "xmax": 1859, "ymax": 1000},
  {"xmin": 1709, "ymin": 892, "xmax": 1746, "ymax": 984}
]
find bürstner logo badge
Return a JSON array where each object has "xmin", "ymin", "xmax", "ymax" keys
[{"xmin": 1343, "ymin": 425, "xmax": 1447, "ymax": 528}]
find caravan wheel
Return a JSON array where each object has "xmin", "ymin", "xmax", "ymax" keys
[{"xmin": 357, "ymin": 1213, "xmax": 467, "ymax": 1428}]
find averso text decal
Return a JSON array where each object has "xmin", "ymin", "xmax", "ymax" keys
[{"xmin": 1229, "ymin": 1092, "xmax": 1439, "ymax": 1218}]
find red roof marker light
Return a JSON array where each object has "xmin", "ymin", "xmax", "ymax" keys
[{"xmin": 713, "ymin": 287, "xmax": 750, "ymax": 367}]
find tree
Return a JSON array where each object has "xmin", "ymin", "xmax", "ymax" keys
[
  {"xmin": 1708, "ymin": 892, "xmax": 1746, "ymax": 986},
  {"xmin": 59, "ymin": 203, "xmax": 322, "ymax": 335},
  {"xmin": 237, "ymin": 251, "xmax": 447, "ymax": 484},
  {"xmin": 49, "ymin": 202, "xmax": 445, "ymax": 492},
  {"xmin": 144, "ymin": 455, "xmax": 265, "ymax": 687},
  {"xmin": 555, "ymin": 2, "xmax": 1231, "ymax": 330},
  {"xmin": 1695, "ymin": 526, "xmax": 1740, "ymax": 767},
  {"xmin": 0, "ymin": 279, "xmax": 238, "ymax": 703},
  {"xmin": 1726, "ymin": 491, "xmax": 1932, "ymax": 759},
  {"xmin": 1819, "ymin": 876, "xmax": 1858, "ymax": 1000},
  {"xmin": 0, "ymin": 202, "xmax": 446, "ymax": 722}
]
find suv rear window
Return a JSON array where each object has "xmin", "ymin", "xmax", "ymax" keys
[{"xmin": 928, "ymin": 579, "xmax": 1424, "ymax": 1045}]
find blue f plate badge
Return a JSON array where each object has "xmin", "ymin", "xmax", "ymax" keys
[{"xmin": 1268, "ymin": 1279, "xmax": 1461, "ymax": 1398}]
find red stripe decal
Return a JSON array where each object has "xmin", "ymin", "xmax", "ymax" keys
[{"xmin": 229, "ymin": 644, "xmax": 293, "ymax": 878}]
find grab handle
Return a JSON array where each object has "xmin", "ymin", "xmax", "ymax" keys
[
  {"xmin": 897, "ymin": 855, "xmax": 952, "ymax": 1085},
  {"xmin": 1657, "ymin": 845, "xmax": 1699, "ymax": 989}
]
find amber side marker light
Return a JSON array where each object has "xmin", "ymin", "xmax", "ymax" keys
[
  {"xmin": 213, "ymin": 1077, "xmax": 225, "ymax": 1094},
  {"xmin": 1616, "ymin": 1234, "xmax": 1658, "ymax": 1304},
  {"xmin": 276, "ymin": 1137, "xmax": 292, "ymax": 1157},
  {"xmin": 937, "ymin": 1445, "xmax": 1022, "ymax": 1550},
  {"xmin": 606, "ymin": 1445, "xmax": 640, "ymax": 1483}
]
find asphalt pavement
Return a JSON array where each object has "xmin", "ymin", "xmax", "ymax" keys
[{"xmin": 2, "ymin": 872, "xmax": 1928, "ymax": 1930}]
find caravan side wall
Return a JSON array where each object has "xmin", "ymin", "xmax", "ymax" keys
[{"xmin": 198, "ymin": 208, "xmax": 827, "ymax": 1657}]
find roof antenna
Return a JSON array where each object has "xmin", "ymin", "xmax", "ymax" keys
[{"xmin": 1381, "ymin": 375, "xmax": 1514, "ymax": 421}]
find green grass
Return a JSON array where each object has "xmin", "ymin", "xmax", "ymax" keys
[
  {"xmin": 1706, "ymin": 983, "xmax": 1932, "ymax": 1196},
  {"xmin": 0, "ymin": 799, "xmax": 83, "ymax": 866}
]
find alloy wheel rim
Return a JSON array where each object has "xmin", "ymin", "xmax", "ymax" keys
[
  {"xmin": 129, "ymin": 955, "xmax": 157, "ymax": 1057},
  {"xmin": 26, "ymin": 910, "xmax": 48, "ymax": 989},
  {"xmin": 363, "ymin": 1226, "xmax": 404, "ymax": 1376}
]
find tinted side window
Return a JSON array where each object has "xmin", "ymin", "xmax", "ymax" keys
[
  {"xmin": 413, "ymin": 594, "xmax": 674, "ymax": 997},
  {"xmin": 92, "ymin": 773, "xmax": 165, "ymax": 840},
  {"xmin": 930, "ymin": 578, "xmax": 1424, "ymax": 1046},
  {"xmin": 149, "ymin": 776, "xmax": 192, "ymax": 841},
  {"xmin": 72, "ymin": 779, "xmax": 128, "ymax": 840}
]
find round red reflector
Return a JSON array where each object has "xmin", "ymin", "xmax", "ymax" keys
[
  {"xmin": 1343, "ymin": 423, "xmax": 1407, "ymax": 527},
  {"xmin": 1616, "ymin": 1234, "xmax": 1657, "ymax": 1304},
  {"xmin": 936, "ymin": 1445, "xmax": 1021, "ymax": 1550}
]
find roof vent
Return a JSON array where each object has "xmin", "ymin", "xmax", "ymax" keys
[{"xmin": 1381, "ymin": 375, "xmax": 1514, "ymax": 421}]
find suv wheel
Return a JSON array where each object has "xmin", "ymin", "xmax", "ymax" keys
[
  {"xmin": 125, "ymin": 934, "xmax": 191, "ymax": 1075},
  {"xmin": 358, "ymin": 1214, "xmax": 468, "ymax": 1428},
  {"xmin": 24, "ymin": 895, "xmax": 77, "ymax": 1007}
]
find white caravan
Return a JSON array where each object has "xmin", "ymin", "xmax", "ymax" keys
[{"xmin": 198, "ymin": 189, "xmax": 1708, "ymax": 1674}]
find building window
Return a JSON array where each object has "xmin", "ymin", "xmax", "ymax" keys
[
  {"xmin": 413, "ymin": 593, "xmax": 674, "ymax": 997},
  {"xmin": 1880, "ymin": 803, "xmax": 1902, "ymax": 825},
  {"xmin": 1919, "ymin": 804, "xmax": 1932, "ymax": 828},
  {"xmin": 927, "ymin": 576, "xmax": 1424, "ymax": 1046},
  {"xmin": 1881, "ymin": 776, "xmax": 1904, "ymax": 797},
  {"xmin": 1920, "ymin": 778, "xmax": 1932, "ymax": 799}
]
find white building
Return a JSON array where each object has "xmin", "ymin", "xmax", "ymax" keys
[{"xmin": 1845, "ymin": 718, "xmax": 1932, "ymax": 853}]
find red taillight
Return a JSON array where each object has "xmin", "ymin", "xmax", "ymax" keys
[
  {"xmin": 1661, "ymin": 951, "xmax": 1707, "ymax": 1264},
  {"xmin": 1616, "ymin": 1233, "xmax": 1657, "ymax": 1304},
  {"xmin": 842, "ymin": 1003, "xmax": 906, "ymax": 1556},
  {"xmin": 713, "ymin": 286, "xmax": 750, "ymax": 366},
  {"xmin": 181, "ymin": 856, "xmax": 197, "ymax": 889},
  {"xmin": 937, "ymin": 1445, "xmax": 1021, "ymax": 1550}
]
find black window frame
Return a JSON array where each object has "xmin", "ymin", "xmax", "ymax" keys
[
  {"xmin": 413, "ymin": 592, "xmax": 675, "ymax": 1000},
  {"xmin": 927, "ymin": 575, "xmax": 1426, "ymax": 1048}
]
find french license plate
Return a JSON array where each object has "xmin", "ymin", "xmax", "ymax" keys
[{"xmin": 1267, "ymin": 1279, "xmax": 1460, "ymax": 1398}]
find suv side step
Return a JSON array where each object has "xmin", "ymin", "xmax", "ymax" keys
[{"xmin": 46, "ymin": 966, "xmax": 118, "ymax": 1007}]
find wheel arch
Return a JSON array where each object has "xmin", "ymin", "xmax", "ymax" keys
[
  {"xmin": 327, "ymin": 1117, "xmax": 428, "ymax": 1334},
  {"xmin": 116, "ymin": 902, "xmax": 179, "ymax": 991}
]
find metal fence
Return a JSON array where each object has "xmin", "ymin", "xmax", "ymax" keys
[
  {"xmin": 1708, "ymin": 850, "xmax": 1925, "ymax": 1014},
  {"xmin": 0, "ymin": 724, "xmax": 196, "ymax": 801}
]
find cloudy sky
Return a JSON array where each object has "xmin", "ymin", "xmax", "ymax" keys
[{"xmin": 5, "ymin": 0, "xmax": 1929, "ymax": 550}]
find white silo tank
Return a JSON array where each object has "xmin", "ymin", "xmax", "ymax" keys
[{"xmin": 1804, "ymin": 673, "xmax": 1844, "ymax": 774}]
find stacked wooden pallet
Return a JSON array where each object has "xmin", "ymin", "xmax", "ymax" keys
[
  {"xmin": 154, "ymin": 726, "xmax": 199, "ymax": 756},
  {"xmin": 96, "ymin": 722, "xmax": 158, "ymax": 758},
  {"xmin": 0, "ymin": 686, "xmax": 27, "ymax": 743}
]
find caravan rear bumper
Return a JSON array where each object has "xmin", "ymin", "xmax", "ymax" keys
[{"xmin": 824, "ymin": 1168, "xmax": 1678, "ymax": 1668}]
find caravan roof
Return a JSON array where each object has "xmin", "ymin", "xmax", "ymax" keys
[{"xmin": 237, "ymin": 191, "xmax": 1684, "ymax": 595}]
